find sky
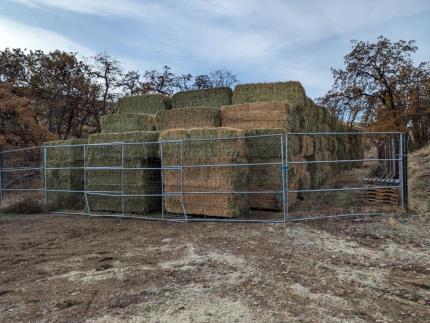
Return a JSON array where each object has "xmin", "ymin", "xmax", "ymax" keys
[{"xmin": 0, "ymin": 0, "xmax": 429, "ymax": 99}]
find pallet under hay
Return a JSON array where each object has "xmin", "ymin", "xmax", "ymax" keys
[
  {"xmin": 172, "ymin": 87, "xmax": 232, "ymax": 109},
  {"xmin": 44, "ymin": 138, "xmax": 87, "ymax": 210},
  {"xmin": 160, "ymin": 127, "xmax": 248, "ymax": 217},
  {"xmin": 155, "ymin": 106, "xmax": 220, "ymax": 131},
  {"xmin": 362, "ymin": 186, "xmax": 400, "ymax": 206},
  {"xmin": 118, "ymin": 94, "xmax": 171, "ymax": 114},
  {"xmin": 101, "ymin": 113, "xmax": 156, "ymax": 133},
  {"xmin": 87, "ymin": 131, "xmax": 161, "ymax": 215}
]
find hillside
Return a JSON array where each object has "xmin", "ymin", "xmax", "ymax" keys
[{"xmin": 409, "ymin": 144, "xmax": 430, "ymax": 217}]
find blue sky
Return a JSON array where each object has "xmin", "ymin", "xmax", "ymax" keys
[{"xmin": 1, "ymin": 0, "xmax": 429, "ymax": 99}]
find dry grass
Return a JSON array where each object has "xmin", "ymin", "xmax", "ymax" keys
[{"xmin": 408, "ymin": 144, "xmax": 430, "ymax": 218}]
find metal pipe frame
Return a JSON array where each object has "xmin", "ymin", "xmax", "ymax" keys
[{"xmin": 1, "ymin": 132, "xmax": 404, "ymax": 223}]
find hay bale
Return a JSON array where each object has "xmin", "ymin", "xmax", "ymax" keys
[
  {"xmin": 232, "ymin": 82, "xmax": 307, "ymax": 107},
  {"xmin": 243, "ymin": 128, "xmax": 284, "ymax": 210},
  {"xmin": 87, "ymin": 131, "xmax": 161, "ymax": 214},
  {"xmin": 44, "ymin": 139, "xmax": 87, "ymax": 210},
  {"xmin": 156, "ymin": 107, "xmax": 220, "ymax": 131},
  {"xmin": 118, "ymin": 94, "xmax": 171, "ymax": 114},
  {"xmin": 160, "ymin": 127, "xmax": 248, "ymax": 217},
  {"xmin": 220, "ymin": 101, "xmax": 289, "ymax": 130},
  {"xmin": 101, "ymin": 114, "xmax": 155, "ymax": 133},
  {"xmin": 172, "ymin": 87, "xmax": 232, "ymax": 109}
]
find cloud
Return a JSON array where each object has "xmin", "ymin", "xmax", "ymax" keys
[
  {"xmin": 13, "ymin": 0, "xmax": 141, "ymax": 16},
  {"xmin": 7, "ymin": 0, "xmax": 430, "ymax": 97},
  {"xmin": 0, "ymin": 17, "xmax": 94, "ymax": 56}
]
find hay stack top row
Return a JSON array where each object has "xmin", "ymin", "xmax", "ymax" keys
[{"xmin": 116, "ymin": 81, "xmax": 307, "ymax": 114}]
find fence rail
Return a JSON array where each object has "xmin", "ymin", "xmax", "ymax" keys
[{"xmin": 0, "ymin": 132, "xmax": 407, "ymax": 223}]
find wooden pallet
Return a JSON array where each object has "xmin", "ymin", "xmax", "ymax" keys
[{"xmin": 362, "ymin": 186, "xmax": 399, "ymax": 205}]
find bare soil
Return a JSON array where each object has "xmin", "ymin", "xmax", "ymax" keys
[{"xmin": 0, "ymin": 213, "xmax": 429, "ymax": 322}]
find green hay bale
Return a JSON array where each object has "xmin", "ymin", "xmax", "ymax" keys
[
  {"xmin": 172, "ymin": 87, "xmax": 232, "ymax": 109},
  {"xmin": 87, "ymin": 131, "xmax": 161, "ymax": 214},
  {"xmin": 43, "ymin": 139, "xmax": 87, "ymax": 210},
  {"xmin": 232, "ymin": 82, "xmax": 307, "ymax": 107},
  {"xmin": 156, "ymin": 107, "xmax": 220, "ymax": 131},
  {"xmin": 220, "ymin": 101, "xmax": 289, "ymax": 130},
  {"xmin": 244, "ymin": 128, "xmax": 284, "ymax": 211},
  {"xmin": 160, "ymin": 127, "xmax": 248, "ymax": 217},
  {"xmin": 243, "ymin": 128, "xmax": 284, "ymax": 159},
  {"xmin": 101, "ymin": 113, "xmax": 156, "ymax": 133},
  {"xmin": 118, "ymin": 94, "xmax": 171, "ymax": 114}
]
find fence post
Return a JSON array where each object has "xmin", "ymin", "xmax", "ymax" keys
[
  {"xmin": 401, "ymin": 133, "xmax": 409, "ymax": 210},
  {"xmin": 399, "ymin": 133, "xmax": 405, "ymax": 212},
  {"xmin": 160, "ymin": 143, "xmax": 165, "ymax": 220},
  {"xmin": 284, "ymin": 134, "xmax": 289, "ymax": 222},
  {"xmin": 43, "ymin": 146, "xmax": 48, "ymax": 209},
  {"xmin": 180, "ymin": 140, "xmax": 188, "ymax": 222},
  {"xmin": 0, "ymin": 152, "xmax": 3, "ymax": 209},
  {"xmin": 120, "ymin": 143, "xmax": 125, "ymax": 217},
  {"xmin": 83, "ymin": 145, "xmax": 91, "ymax": 216}
]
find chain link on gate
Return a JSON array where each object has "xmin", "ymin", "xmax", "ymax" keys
[{"xmin": 0, "ymin": 132, "xmax": 407, "ymax": 222}]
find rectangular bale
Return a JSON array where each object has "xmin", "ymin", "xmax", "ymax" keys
[
  {"xmin": 118, "ymin": 94, "xmax": 171, "ymax": 114},
  {"xmin": 101, "ymin": 113, "xmax": 156, "ymax": 133},
  {"xmin": 220, "ymin": 101, "xmax": 289, "ymax": 130},
  {"xmin": 44, "ymin": 138, "xmax": 87, "ymax": 210},
  {"xmin": 156, "ymin": 107, "xmax": 220, "ymax": 131},
  {"xmin": 232, "ymin": 82, "xmax": 307, "ymax": 107},
  {"xmin": 87, "ymin": 131, "xmax": 161, "ymax": 214},
  {"xmin": 172, "ymin": 87, "xmax": 232, "ymax": 109},
  {"xmin": 160, "ymin": 127, "xmax": 248, "ymax": 217},
  {"xmin": 244, "ymin": 128, "xmax": 285, "ymax": 210}
]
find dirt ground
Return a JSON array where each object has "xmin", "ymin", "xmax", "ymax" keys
[{"xmin": 0, "ymin": 213, "xmax": 429, "ymax": 322}]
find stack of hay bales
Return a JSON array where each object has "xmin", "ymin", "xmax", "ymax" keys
[
  {"xmin": 44, "ymin": 138, "xmax": 87, "ymax": 209},
  {"xmin": 156, "ymin": 107, "xmax": 220, "ymax": 131},
  {"xmin": 172, "ymin": 87, "xmax": 232, "ymax": 108},
  {"xmin": 43, "ymin": 82, "xmax": 363, "ymax": 218},
  {"xmin": 86, "ymin": 131, "xmax": 161, "ymax": 214},
  {"xmin": 160, "ymin": 127, "xmax": 248, "ymax": 217},
  {"xmin": 99, "ymin": 94, "xmax": 171, "ymax": 134}
]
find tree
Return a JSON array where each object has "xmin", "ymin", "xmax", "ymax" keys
[
  {"xmin": 91, "ymin": 52, "xmax": 122, "ymax": 131},
  {"xmin": 0, "ymin": 84, "xmax": 53, "ymax": 150},
  {"xmin": 207, "ymin": 69, "xmax": 238, "ymax": 88},
  {"xmin": 118, "ymin": 70, "xmax": 142, "ymax": 95},
  {"xmin": 319, "ymin": 36, "xmax": 430, "ymax": 147},
  {"xmin": 142, "ymin": 65, "xmax": 176, "ymax": 95},
  {"xmin": 0, "ymin": 47, "xmax": 240, "ymax": 149}
]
